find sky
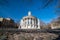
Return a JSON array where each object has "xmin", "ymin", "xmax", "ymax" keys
[{"xmin": 0, "ymin": 0, "xmax": 59, "ymax": 23}]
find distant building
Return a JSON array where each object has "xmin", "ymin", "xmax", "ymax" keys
[
  {"xmin": 0, "ymin": 17, "xmax": 17, "ymax": 28},
  {"xmin": 50, "ymin": 17, "xmax": 60, "ymax": 29},
  {"xmin": 18, "ymin": 11, "xmax": 45, "ymax": 29},
  {"xmin": 0, "ymin": 17, "xmax": 3, "ymax": 22}
]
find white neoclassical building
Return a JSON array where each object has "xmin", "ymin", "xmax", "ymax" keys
[{"xmin": 18, "ymin": 11, "xmax": 41, "ymax": 29}]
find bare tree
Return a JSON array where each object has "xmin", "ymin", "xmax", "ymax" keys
[{"xmin": 55, "ymin": 0, "xmax": 60, "ymax": 16}]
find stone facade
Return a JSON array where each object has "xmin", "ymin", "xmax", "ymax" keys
[
  {"xmin": 19, "ymin": 11, "xmax": 41, "ymax": 29},
  {"xmin": 0, "ymin": 17, "xmax": 18, "ymax": 28},
  {"xmin": 50, "ymin": 17, "xmax": 60, "ymax": 29}
]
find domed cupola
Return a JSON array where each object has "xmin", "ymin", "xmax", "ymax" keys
[{"xmin": 23, "ymin": 11, "xmax": 37, "ymax": 20}]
